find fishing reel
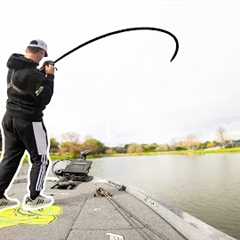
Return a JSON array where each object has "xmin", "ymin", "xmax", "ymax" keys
[
  {"xmin": 51, "ymin": 150, "xmax": 93, "ymax": 189},
  {"xmin": 39, "ymin": 60, "xmax": 57, "ymax": 74}
]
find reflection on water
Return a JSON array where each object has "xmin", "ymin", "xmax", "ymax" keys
[{"xmin": 90, "ymin": 154, "xmax": 240, "ymax": 239}]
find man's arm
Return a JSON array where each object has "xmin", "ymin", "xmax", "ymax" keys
[{"xmin": 33, "ymin": 66, "xmax": 55, "ymax": 107}]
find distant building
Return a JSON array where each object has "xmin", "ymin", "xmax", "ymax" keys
[{"xmin": 224, "ymin": 140, "xmax": 240, "ymax": 148}]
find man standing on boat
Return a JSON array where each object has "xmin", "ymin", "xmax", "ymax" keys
[{"xmin": 0, "ymin": 40, "xmax": 55, "ymax": 211}]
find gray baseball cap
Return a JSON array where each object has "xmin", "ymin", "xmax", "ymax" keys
[{"xmin": 28, "ymin": 39, "xmax": 48, "ymax": 57}]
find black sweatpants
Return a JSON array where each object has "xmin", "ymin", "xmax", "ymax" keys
[{"xmin": 0, "ymin": 113, "xmax": 49, "ymax": 199}]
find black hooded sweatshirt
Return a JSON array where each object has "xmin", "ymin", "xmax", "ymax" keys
[{"xmin": 6, "ymin": 53, "xmax": 54, "ymax": 121}]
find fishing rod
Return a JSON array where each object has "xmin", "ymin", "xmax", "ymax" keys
[{"xmin": 41, "ymin": 27, "xmax": 179, "ymax": 70}]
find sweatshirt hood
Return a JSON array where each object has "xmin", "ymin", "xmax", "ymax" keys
[{"xmin": 7, "ymin": 53, "xmax": 38, "ymax": 70}]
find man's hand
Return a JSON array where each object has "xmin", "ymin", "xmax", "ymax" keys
[{"xmin": 45, "ymin": 64, "xmax": 55, "ymax": 75}]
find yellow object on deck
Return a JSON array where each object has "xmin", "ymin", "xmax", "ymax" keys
[{"xmin": 0, "ymin": 205, "xmax": 62, "ymax": 228}]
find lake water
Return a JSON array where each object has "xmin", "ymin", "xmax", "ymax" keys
[{"xmin": 90, "ymin": 154, "xmax": 240, "ymax": 239}]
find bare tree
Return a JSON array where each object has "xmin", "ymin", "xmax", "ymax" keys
[
  {"xmin": 61, "ymin": 132, "xmax": 81, "ymax": 143},
  {"xmin": 216, "ymin": 127, "xmax": 228, "ymax": 146},
  {"xmin": 181, "ymin": 134, "xmax": 200, "ymax": 150}
]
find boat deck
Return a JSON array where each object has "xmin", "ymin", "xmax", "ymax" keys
[{"xmin": 0, "ymin": 177, "xmax": 237, "ymax": 240}]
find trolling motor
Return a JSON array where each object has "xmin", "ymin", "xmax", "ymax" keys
[{"xmin": 51, "ymin": 150, "xmax": 93, "ymax": 189}]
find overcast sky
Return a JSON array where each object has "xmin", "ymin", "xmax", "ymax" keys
[{"xmin": 1, "ymin": 0, "xmax": 240, "ymax": 146}]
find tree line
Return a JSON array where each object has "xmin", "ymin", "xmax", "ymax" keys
[
  {"xmin": 48, "ymin": 127, "xmax": 239, "ymax": 157},
  {"xmin": 1, "ymin": 127, "xmax": 239, "ymax": 156}
]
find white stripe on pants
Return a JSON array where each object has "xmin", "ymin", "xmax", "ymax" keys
[{"xmin": 32, "ymin": 122, "xmax": 48, "ymax": 191}]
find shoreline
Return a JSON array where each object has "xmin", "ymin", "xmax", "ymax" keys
[
  {"xmin": 50, "ymin": 147, "xmax": 240, "ymax": 160},
  {"xmin": 2, "ymin": 147, "xmax": 240, "ymax": 164}
]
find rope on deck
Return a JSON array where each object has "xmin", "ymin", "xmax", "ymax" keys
[{"xmin": 94, "ymin": 187, "xmax": 176, "ymax": 240}]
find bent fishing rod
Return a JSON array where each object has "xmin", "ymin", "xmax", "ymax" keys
[{"xmin": 41, "ymin": 27, "xmax": 179, "ymax": 70}]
